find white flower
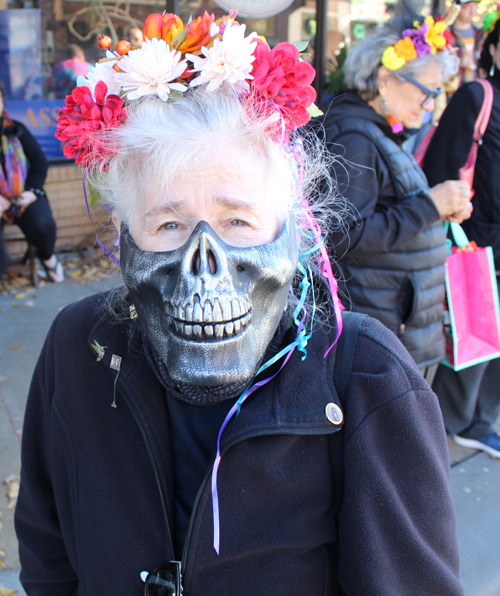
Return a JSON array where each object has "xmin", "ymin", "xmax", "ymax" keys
[
  {"xmin": 77, "ymin": 57, "xmax": 121, "ymax": 97},
  {"xmin": 113, "ymin": 38, "xmax": 188, "ymax": 101},
  {"xmin": 188, "ymin": 23, "xmax": 257, "ymax": 93}
]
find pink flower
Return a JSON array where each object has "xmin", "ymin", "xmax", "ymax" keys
[
  {"xmin": 250, "ymin": 40, "xmax": 316, "ymax": 131},
  {"xmin": 55, "ymin": 81, "xmax": 128, "ymax": 168}
]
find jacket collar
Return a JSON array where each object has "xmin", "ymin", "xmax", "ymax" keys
[{"xmin": 86, "ymin": 305, "xmax": 343, "ymax": 449}]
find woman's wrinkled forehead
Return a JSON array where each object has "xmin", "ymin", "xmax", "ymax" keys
[{"xmin": 126, "ymin": 141, "xmax": 294, "ymax": 226}]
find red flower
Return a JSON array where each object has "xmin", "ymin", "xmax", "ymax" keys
[
  {"xmin": 250, "ymin": 40, "xmax": 316, "ymax": 131},
  {"xmin": 55, "ymin": 81, "xmax": 128, "ymax": 168}
]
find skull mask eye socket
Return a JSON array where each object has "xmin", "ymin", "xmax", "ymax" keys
[{"xmin": 120, "ymin": 217, "xmax": 298, "ymax": 387}]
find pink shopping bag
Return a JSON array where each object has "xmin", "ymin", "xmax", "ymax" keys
[{"xmin": 443, "ymin": 223, "xmax": 500, "ymax": 370}]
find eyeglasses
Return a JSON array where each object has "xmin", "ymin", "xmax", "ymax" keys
[
  {"xmin": 144, "ymin": 562, "xmax": 181, "ymax": 596},
  {"xmin": 399, "ymin": 73, "xmax": 443, "ymax": 107}
]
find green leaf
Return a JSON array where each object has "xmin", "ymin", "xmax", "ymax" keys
[
  {"xmin": 169, "ymin": 91, "xmax": 185, "ymax": 100},
  {"xmin": 307, "ymin": 103, "xmax": 324, "ymax": 118},
  {"xmin": 171, "ymin": 27, "xmax": 188, "ymax": 50},
  {"xmin": 88, "ymin": 183, "xmax": 101, "ymax": 209},
  {"xmin": 292, "ymin": 41, "xmax": 309, "ymax": 52}
]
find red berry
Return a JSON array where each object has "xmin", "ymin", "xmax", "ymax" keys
[
  {"xmin": 98, "ymin": 35, "xmax": 112, "ymax": 49},
  {"xmin": 116, "ymin": 40, "xmax": 132, "ymax": 56}
]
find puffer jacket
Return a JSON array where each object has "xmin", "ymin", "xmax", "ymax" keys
[
  {"xmin": 14, "ymin": 291, "xmax": 463, "ymax": 596},
  {"xmin": 317, "ymin": 92, "xmax": 446, "ymax": 367}
]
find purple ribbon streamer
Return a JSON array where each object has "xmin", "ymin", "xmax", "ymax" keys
[
  {"xmin": 211, "ymin": 342, "xmax": 297, "ymax": 554},
  {"xmin": 83, "ymin": 173, "xmax": 120, "ymax": 266}
]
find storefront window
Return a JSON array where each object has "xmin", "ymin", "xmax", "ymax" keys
[{"xmin": 0, "ymin": 0, "xmax": 426, "ymax": 161}]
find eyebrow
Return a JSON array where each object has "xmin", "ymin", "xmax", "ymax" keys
[{"xmin": 144, "ymin": 196, "xmax": 259, "ymax": 218}]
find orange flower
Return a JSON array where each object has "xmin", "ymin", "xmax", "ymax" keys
[
  {"xmin": 394, "ymin": 37, "xmax": 417, "ymax": 62},
  {"xmin": 161, "ymin": 13, "xmax": 185, "ymax": 46},
  {"xmin": 177, "ymin": 11, "xmax": 215, "ymax": 54},
  {"xmin": 143, "ymin": 13, "xmax": 163, "ymax": 40}
]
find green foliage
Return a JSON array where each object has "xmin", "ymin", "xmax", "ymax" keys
[
  {"xmin": 88, "ymin": 181, "xmax": 102, "ymax": 209},
  {"xmin": 292, "ymin": 41, "xmax": 310, "ymax": 52},
  {"xmin": 325, "ymin": 44, "xmax": 347, "ymax": 96},
  {"xmin": 307, "ymin": 103, "xmax": 324, "ymax": 118}
]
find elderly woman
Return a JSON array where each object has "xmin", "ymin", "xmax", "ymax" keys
[
  {"xmin": 15, "ymin": 13, "xmax": 463, "ymax": 596},
  {"xmin": 318, "ymin": 18, "xmax": 472, "ymax": 381}
]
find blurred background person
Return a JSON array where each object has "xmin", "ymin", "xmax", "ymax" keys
[
  {"xmin": 127, "ymin": 26, "xmax": 144, "ymax": 50},
  {"xmin": 422, "ymin": 15, "xmax": 500, "ymax": 457},
  {"xmin": 317, "ymin": 17, "xmax": 472, "ymax": 382},
  {"xmin": 449, "ymin": 0, "xmax": 483, "ymax": 85},
  {"xmin": 0, "ymin": 81, "xmax": 63, "ymax": 282},
  {"xmin": 51, "ymin": 44, "xmax": 92, "ymax": 99}
]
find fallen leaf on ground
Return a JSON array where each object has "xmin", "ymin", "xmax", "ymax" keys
[
  {"xmin": 9, "ymin": 303, "xmax": 18, "ymax": 308},
  {"xmin": 4, "ymin": 475, "xmax": 20, "ymax": 509},
  {"xmin": 0, "ymin": 588, "xmax": 18, "ymax": 595},
  {"xmin": 14, "ymin": 293, "xmax": 25, "ymax": 300},
  {"xmin": 24, "ymin": 301, "xmax": 34, "ymax": 307},
  {"xmin": 9, "ymin": 346, "xmax": 26, "ymax": 350}
]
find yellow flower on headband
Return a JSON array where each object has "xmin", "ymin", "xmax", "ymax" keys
[
  {"xmin": 382, "ymin": 46, "xmax": 406, "ymax": 71},
  {"xmin": 394, "ymin": 37, "xmax": 417, "ymax": 62},
  {"xmin": 424, "ymin": 16, "xmax": 447, "ymax": 54}
]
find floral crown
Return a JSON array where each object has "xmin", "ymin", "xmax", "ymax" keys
[
  {"xmin": 55, "ymin": 11, "xmax": 320, "ymax": 170},
  {"xmin": 381, "ymin": 16, "xmax": 452, "ymax": 71},
  {"xmin": 483, "ymin": 4, "xmax": 500, "ymax": 34}
]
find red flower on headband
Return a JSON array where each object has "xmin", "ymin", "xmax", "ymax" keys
[
  {"xmin": 55, "ymin": 81, "xmax": 128, "ymax": 168},
  {"xmin": 251, "ymin": 40, "xmax": 317, "ymax": 131}
]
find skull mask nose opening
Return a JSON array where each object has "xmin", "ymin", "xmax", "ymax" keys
[{"xmin": 191, "ymin": 234, "xmax": 217, "ymax": 276}]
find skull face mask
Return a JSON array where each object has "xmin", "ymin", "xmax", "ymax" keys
[{"xmin": 120, "ymin": 218, "xmax": 299, "ymax": 388}]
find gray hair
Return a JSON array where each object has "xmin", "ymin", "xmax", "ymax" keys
[
  {"xmin": 343, "ymin": 24, "xmax": 459, "ymax": 98},
  {"xmin": 89, "ymin": 86, "xmax": 344, "ymax": 322}
]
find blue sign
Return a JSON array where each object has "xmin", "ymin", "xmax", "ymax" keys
[{"xmin": 8, "ymin": 100, "xmax": 66, "ymax": 162}]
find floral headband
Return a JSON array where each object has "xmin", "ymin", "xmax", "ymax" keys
[
  {"xmin": 55, "ymin": 11, "xmax": 320, "ymax": 170},
  {"xmin": 381, "ymin": 16, "xmax": 452, "ymax": 71},
  {"xmin": 483, "ymin": 4, "xmax": 500, "ymax": 34}
]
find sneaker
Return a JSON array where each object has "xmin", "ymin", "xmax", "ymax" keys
[{"xmin": 452, "ymin": 433, "xmax": 500, "ymax": 459}]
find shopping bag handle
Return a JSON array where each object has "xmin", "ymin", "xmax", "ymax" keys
[{"xmin": 444, "ymin": 221, "xmax": 470, "ymax": 249}]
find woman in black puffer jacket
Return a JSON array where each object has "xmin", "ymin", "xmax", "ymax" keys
[{"xmin": 317, "ymin": 19, "xmax": 472, "ymax": 380}]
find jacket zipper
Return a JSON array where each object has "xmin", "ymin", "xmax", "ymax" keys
[
  {"xmin": 180, "ymin": 427, "xmax": 337, "ymax": 576},
  {"xmin": 118, "ymin": 387, "xmax": 175, "ymax": 558},
  {"xmin": 119, "ymin": 381, "xmax": 337, "ymax": 590}
]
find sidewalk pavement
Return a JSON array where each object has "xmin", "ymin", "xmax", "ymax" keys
[{"xmin": 1, "ymin": 265, "xmax": 500, "ymax": 596}]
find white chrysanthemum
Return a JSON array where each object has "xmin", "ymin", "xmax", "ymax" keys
[
  {"xmin": 77, "ymin": 56, "xmax": 121, "ymax": 97},
  {"xmin": 188, "ymin": 24, "xmax": 257, "ymax": 93},
  {"xmin": 113, "ymin": 38, "xmax": 188, "ymax": 101}
]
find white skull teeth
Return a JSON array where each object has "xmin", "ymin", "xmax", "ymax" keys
[{"xmin": 167, "ymin": 296, "xmax": 251, "ymax": 340}]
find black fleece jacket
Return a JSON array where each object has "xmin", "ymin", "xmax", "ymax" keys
[
  {"xmin": 15, "ymin": 291, "xmax": 463, "ymax": 596},
  {"xmin": 423, "ymin": 72, "xmax": 500, "ymax": 268}
]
